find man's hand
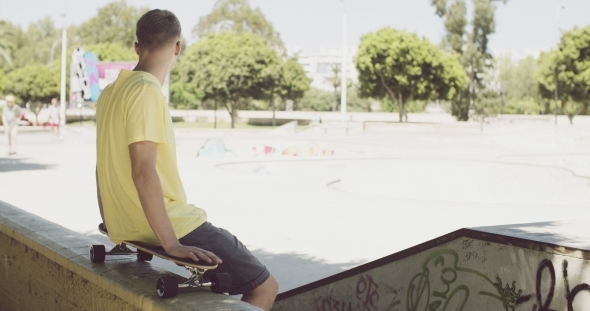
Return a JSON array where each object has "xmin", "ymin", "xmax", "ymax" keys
[{"xmin": 164, "ymin": 243, "xmax": 223, "ymax": 264}]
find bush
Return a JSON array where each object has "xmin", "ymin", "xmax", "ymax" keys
[
  {"xmin": 380, "ymin": 98, "xmax": 427, "ymax": 113},
  {"xmin": 296, "ymin": 88, "xmax": 333, "ymax": 111}
]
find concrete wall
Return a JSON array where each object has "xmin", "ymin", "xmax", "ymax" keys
[
  {"xmin": 0, "ymin": 201, "xmax": 261, "ymax": 311},
  {"xmin": 273, "ymin": 231, "xmax": 590, "ymax": 311}
]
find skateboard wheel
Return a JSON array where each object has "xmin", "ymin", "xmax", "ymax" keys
[
  {"xmin": 211, "ymin": 272, "xmax": 232, "ymax": 294},
  {"xmin": 89, "ymin": 245, "xmax": 106, "ymax": 263},
  {"xmin": 137, "ymin": 249, "xmax": 153, "ymax": 261},
  {"xmin": 156, "ymin": 276, "xmax": 178, "ymax": 298}
]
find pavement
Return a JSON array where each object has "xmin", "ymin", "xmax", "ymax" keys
[{"xmin": 1, "ymin": 115, "xmax": 590, "ymax": 293}]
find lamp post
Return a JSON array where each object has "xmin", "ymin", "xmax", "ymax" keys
[
  {"xmin": 59, "ymin": 10, "xmax": 67, "ymax": 126},
  {"xmin": 554, "ymin": 4, "xmax": 565, "ymax": 125},
  {"xmin": 340, "ymin": 0, "xmax": 347, "ymax": 115},
  {"xmin": 49, "ymin": 39, "xmax": 61, "ymax": 68}
]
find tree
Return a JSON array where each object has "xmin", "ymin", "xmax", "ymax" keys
[
  {"xmin": 169, "ymin": 51, "xmax": 205, "ymax": 110},
  {"xmin": 83, "ymin": 42, "xmax": 137, "ymax": 61},
  {"xmin": 182, "ymin": 32, "xmax": 282, "ymax": 128},
  {"xmin": 347, "ymin": 86, "xmax": 373, "ymax": 112},
  {"xmin": 9, "ymin": 17, "xmax": 59, "ymax": 68},
  {"xmin": 277, "ymin": 57, "xmax": 311, "ymax": 110},
  {"xmin": 297, "ymin": 88, "xmax": 333, "ymax": 111},
  {"xmin": 494, "ymin": 55, "xmax": 544, "ymax": 114},
  {"xmin": 77, "ymin": 1, "xmax": 148, "ymax": 48},
  {"xmin": 355, "ymin": 28, "xmax": 466, "ymax": 122},
  {"xmin": 431, "ymin": 0, "xmax": 508, "ymax": 121},
  {"xmin": 4, "ymin": 64, "xmax": 60, "ymax": 125},
  {"xmin": 538, "ymin": 27, "xmax": 590, "ymax": 124},
  {"xmin": 194, "ymin": 0, "xmax": 285, "ymax": 53},
  {"xmin": 324, "ymin": 64, "xmax": 342, "ymax": 112},
  {"xmin": 0, "ymin": 20, "xmax": 15, "ymax": 67}
]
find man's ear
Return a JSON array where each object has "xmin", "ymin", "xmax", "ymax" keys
[
  {"xmin": 174, "ymin": 40, "xmax": 181, "ymax": 56},
  {"xmin": 134, "ymin": 42, "xmax": 140, "ymax": 55}
]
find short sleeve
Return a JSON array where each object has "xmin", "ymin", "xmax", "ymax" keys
[{"xmin": 124, "ymin": 84, "xmax": 168, "ymax": 145}]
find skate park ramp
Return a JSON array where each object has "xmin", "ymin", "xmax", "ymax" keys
[{"xmin": 272, "ymin": 221, "xmax": 590, "ymax": 311}]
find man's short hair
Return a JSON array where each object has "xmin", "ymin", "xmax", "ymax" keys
[{"xmin": 136, "ymin": 9, "xmax": 181, "ymax": 51}]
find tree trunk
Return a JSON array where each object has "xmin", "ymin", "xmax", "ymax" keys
[
  {"xmin": 271, "ymin": 94, "xmax": 276, "ymax": 126},
  {"xmin": 33, "ymin": 102, "xmax": 43, "ymax": 126},
  {"xmin": 563, "ymin": 102, "xmax": 588, "ymax": 125},
  {"xmin": 332, "ymin": 90, "xmax": 338, "ymax": 112},
  {"xmin": 223, "ymin": 101, "xmax": 235, "ymax": 129},
  {"xmin": 398, "ymin": 93, "xmax": 408, "ymax": 123},
  {"xmin": 231, "ymin": 106, "xmax": 235, "ymax": 129}
]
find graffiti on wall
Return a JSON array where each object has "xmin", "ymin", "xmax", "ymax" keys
[{"xmin": 306, "ymin": 239, "xmax": 590, "ymax": 311}]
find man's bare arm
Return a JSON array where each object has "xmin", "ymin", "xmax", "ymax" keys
[
  {"xmin": 128, "ymin": 141, "xmax": 221, "ymax": 264},
  {"xmin": 96, "ymin": 167, "xmax": 105, "ymax": 225}
]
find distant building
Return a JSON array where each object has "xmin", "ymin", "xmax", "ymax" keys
[
  {"xmin": 523, "ymin": 47, "xmax": 551, "ymax": 59},
  {"xmin": 492, "ymin": 47, "xmax": 551, "ymax": 62},
  {"xmin": 291, "ymin": 45, "xmax": 359, "ymax": 92}
]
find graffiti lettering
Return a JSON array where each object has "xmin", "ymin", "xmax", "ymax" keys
[
  {"xmin": 513, "ymin": 259, "xmax": 590, "ymax": 311},
  {"xmin": 463, "ymin": 251, "xmax": 479, "ymax": 262},
  {"xmin": 493, "ymin": 277, "xmax": 522, "ymax": 311},
  {"xmin": 356, "ymin": 274, "xmax": 379, "ymax": 311},
  {"xmin": 405, "ymin": 249, "xmax": 502, "ymax": 311},
  {"xmin": 461, "ymin": 239, "xmax": 474, "ymax": 250},
  {"xmin": 313, "ymin": 290, "xmax": 356, "ymax": 311}
]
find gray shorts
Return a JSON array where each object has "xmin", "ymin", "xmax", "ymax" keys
[{"xmin": 179, "ymin": 222, "xmax": 270, "ymax": 295}]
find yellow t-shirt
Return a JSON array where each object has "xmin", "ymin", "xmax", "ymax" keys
[{"xmin": 96, "ymin": 70, "xmax": 206, "ymax": 245}]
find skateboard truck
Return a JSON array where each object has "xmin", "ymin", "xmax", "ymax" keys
[
  {"xmin": 156, "ymin": 266, "xmax": 232, "ymax": 298},
  {"xmin": 90, "ymin": 243, "xmax": 154, "ymax": 262}
]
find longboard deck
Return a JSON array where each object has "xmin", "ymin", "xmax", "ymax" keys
[{"xmin": 98, "ymin": 223, "xmax": 217, "ymax": 269}]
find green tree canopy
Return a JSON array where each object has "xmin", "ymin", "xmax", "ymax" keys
[
  {"xmin": 277, "ymin": 57, "xmax": 311, "ymax": 104},
  {"xmin": 494, "ymin": 55, "xmax": 544, "ymax": 114},
  {"xmin": 83, "ymin": 42, "xmax": 137, "ymax": 61},
  {"xmin": 297, "ymin": 88, "xmax": 333, "ymax": 111},
  {"xmin": 355, "ymin": 28, "xmax": 466, "ymax": 122},
  {"xmin": 4, "ymin": 64, "xmax": 60, "ymax": 124},
  {"xmin": 10, "ymin": 17, "xmax": 59, "ymax": 68},
  {"xmin": 77, "ymin": 0, "xmax": 148, "ymax": 48},
  {"xmin": 4, "ymin": 64, "xmax": 59, "ymax": 104},
  {"xmin": 538, "ymin": 26, "xmax": 590, "ymax": 124},
  {"xmin": 0, "ymin": 20, "xmax": 15, "ymax": 67},
  {"xmin": 182, "ymin": 32, "xmax": 282, "ymax": 128},
  {"xmin": 432, "ymin": 0, "xmax": 507, "ymax": 121},
  {"xmin": 194, "ymin": 0, "xmax": 285, "ymax": 53}
]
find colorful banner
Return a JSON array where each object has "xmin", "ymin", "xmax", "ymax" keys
[
  {"xmin": 96, "ymin": 61, "xmax": 170, "ymax": 104},
  {"xmin": 83, "ymin": 52, "xmax": 100, "ymax": 102}
]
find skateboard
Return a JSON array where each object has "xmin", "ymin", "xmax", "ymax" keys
[{"xmin": 89, "ymin": 223, "xmax": 232, "ymax": 298}]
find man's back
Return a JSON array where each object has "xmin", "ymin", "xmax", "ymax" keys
[{"xmin": 95, "ymin": 69, "xmax": 206, "ymax": 245}]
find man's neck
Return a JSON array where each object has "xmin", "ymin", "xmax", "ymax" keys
[{"xmin": 133, "ymin": 53, "xmax": 171, "ymax": 86}]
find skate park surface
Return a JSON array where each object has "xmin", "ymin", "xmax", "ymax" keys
[{"xmin": 1, "ymin": 113, "xmax": 590, "ymax": 309}]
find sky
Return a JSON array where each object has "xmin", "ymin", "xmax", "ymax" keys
[{"xmin": 0, "ymin": 0, "xmax": 588, "ymax": 57}]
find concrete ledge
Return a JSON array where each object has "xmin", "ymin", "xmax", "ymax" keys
[{"xmin": 0, "ymin": 200, "xmax": 261, "ymax": 311}]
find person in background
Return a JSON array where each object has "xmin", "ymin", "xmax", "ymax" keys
[
  {"xmin": 48, "ymin": 98, "xmax": 61, "ymax": 139},
  {"xmin": 2, "ymin": 95, "xmax": 22, "ymax": 155}
]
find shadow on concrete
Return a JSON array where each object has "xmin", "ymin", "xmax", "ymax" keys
[
  {"xmin": 472, "ymin": 220, "xmax": 590, "ymax": 252},
  {"xmin": 0, "ymin": 157, "xmax": 55, "ymax": 172},
  {"xmin": 251, "ymin": 248, "xmax": 364, "ymax": 293}
]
